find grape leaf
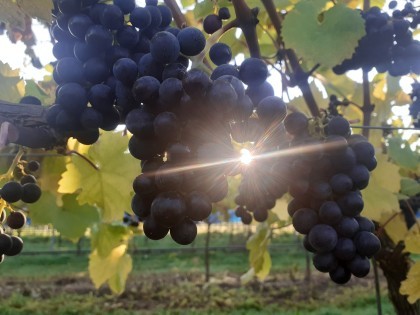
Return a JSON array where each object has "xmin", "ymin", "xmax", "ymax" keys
[
  {"xmin": 16, "ymin": 0, "xmax": 53, "ymax": 22},
  {"xmin": 405, "ymin": 228, "xmax": 420, "ymax": 255},
  {"xmin": 38, "ymin": 156, "xmax": 68, "ymax": 194},
  {"xmin": 380, "ymin": 212, "xmax": 408, "ymax": 245},
  {"xmin": 0, "ymin": 61, "xmax": 24, "ymax": 102},
  {"xmin": 0, "ymin": 1, "xmax": 26, "ymax": 31},
  {"xmin": 387, "ymin": 137, "xmax": 419, "ymax": 171},
  {"xmin": 91, "ymin": 223, "xmax": 132, "ymax": 258},
  {"xmin": 89, "ymin": 245, "xmax": 132, "ymax": 295},
  {"xmin": 400, "ymin": 262, "xmax": 420, "ymax": 304},
  {"xmin": 271, "ymin": 197, "xmax": 290, "ymax": 222},
  {"xmin": 243, "ymin": 222, "xmax": 272, "ymax": 283},
  {"xmin": 59, "ymin": 132, "xmax": 139, "ymax": 222},
  {"xmin": 362, "ymin": 154, "xmax": 400, "ymax": 221},
  {"xmin": 29, "ymin": 192, "xmax": 100, "ymax": 241},
  {"xmin": 282, "ymin": 1, "xmax": 365, "ymax": 67},
  {"xmin": 338, "ymin": 0, "xmax": 385, "ymax": 9},
  {"xmin": 400, "ymin": 178, "xmax": 420, "ymax": 197}
]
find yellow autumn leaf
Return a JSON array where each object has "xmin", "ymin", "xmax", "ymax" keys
[
  {"xmin": 59, "ymin": 132, "xmax": 139, "ymax": 221},
  {"xmin": 362, "ymin": 154, "xmax": 400, "ymax": 222},
  {"xmin": 271, "ymin": 197, "xmax": 290, "ymax": 222},
  {"xmin": 400, "ymin": 262, "xmax": 420, "ymax": 304},
  {"xmin": 89, "ymin": 245, "xmax": 132, "ymax": 295},
  {"xmin": 379, "ymin": 212, "xmax": 408, "ymax": 245},
  {"xmin": 405, "ymin": 227, "xmax": 420, "ymax": 254}
]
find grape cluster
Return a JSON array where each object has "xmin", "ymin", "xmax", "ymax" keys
[
  {"xmin": 333, "ymin": 6, "xmax": 420, "ymax": 76},
  {"xmin": 283, "ymin": 114, "xmax": 380, "ymax": 284},
  {"xmin": 0, "ymin": 159, "xmax": 40, "ymax": 263},
  {"xmin": 409, "ymin": 82, "xmax": 420, "ymax": 128},
  {"xmin": 1, "ymin": 160, "xmax": 42, "ymax": 205},
  {"xmin": 47, "ymin": 0, "xmax": 182, "ymax": 144},
  {"xmin": 129, "ymin": 57, "xmax": 278, "ymax": 245}
]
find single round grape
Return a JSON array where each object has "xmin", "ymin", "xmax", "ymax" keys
[
  {"xmin": 6, "ymin": 211, "xmax": 26, "ymax": 229},
  {"xmin": 27, "ymin": 160, "xmax": 40, "ymax": 172},
  {"xmin": 186, "ymin": 191, "xmax": 212, "ymax": 221},
  {"xmin": 0, "ymin": 234, "xmax": 13, "ymax": 254},
  {"xmin": 131, "ymin": 193, "xmax": 152, "ymax": 220},
  {"xmin": 132, "ymin": 174, "xmax": 156, "ymax": 196},
  {"xmin": 143, "ymin": 216, "xmax": 169, "ymax": 240},
  {"xmin": 337, "ymin": 191, "xmax": 364, "ymax": 217},
  {"xmin": 21, "ymin": 183, "xmax": 42, "ymax": 204},
  {"xmin": 326, "ymin": 116, "xmax": 351, "ymax": 137},
  {"xmin": 218, "ymin": 7, "xmax": 231, "ymax": 20},
  {"xmin": 150, "ymin": 31, "xmax": 180, "ymax": 64},
  {"xmin": 347, "ymin": 255, "xmax": 370, "ymax": 278},
  {"xmin": 170, "ymin": 219, "xmax": 197, "ymax": 245},
  {"xmin": 335, "ymin": 216, "xmax": 359, "ymax": 238},
  {"xmin": 292, "ymin": 208, "xmax": 318, "ymax": 234},
  {"xmin": 209, "ymin": 43, "xmax": 232, "ymax": 66},
  {"xmin": 203, "ymin": 14, "xmax": 222, "ymax": 34},
  {"xmin": 330, "ymin": 173, "xmax": 353, "ymax": 195},
  {"xmin": 308, "ymin": 224, "xmax": 338, "ymax": 253},
  {"xmin": 241, "ymin": 211, "xmax": 253, "ymax": 225},
  {"xmin": 313, "ymin": 252, "xmax": 338, "ymax": 272},
  {"xmin": 355, "ymin": 216, "xmax": 375, "ymax": 232},
  {"xmin": 130, "ymin": 7, "xmax": 152, "ymax": 29},
  {"xmin": 329, "ymin": 265, "xmax": 351, "ymax": 284},
  {"xmin": 1, "ymin": 181, "xmax": 22, "ymax": 203},
  {"xmin": 177, "ymin": 27, "xmax": 206, "ymax": 56},
  {"xmin": 239, "ymin": 58, "xmax": 268, "ymax": 86},
  {"xmin": 257, "ymin": 96, "xmax": 287, "ymax": 123},
  {"xmin": 319, "ymin": 201, "xmax": 342, "ymax": 225},
  {"xmin": 151, "ymin": 191, "xmax": 187, "ymax": 228},
  {"xmin": 132, "ymin": 76, "xmax": 160, "ymax": 104},
  {"xmin": 354, "ymin": 231, "xmax": 381, "ymax": 257},
  {"xmin": 284, "ymin": 112, "xmax": 308, "ymax": 135},
  {"xmin": 334, "ymin": 237, "xmax": 356, "ymax": 261}
]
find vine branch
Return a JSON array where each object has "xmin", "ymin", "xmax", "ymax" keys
[
  {"xmin": 231, "ymin": 0, "xmax": 261, "ymax": 58},
  {"xmin": 0, "ymin": 101, "xmax": 65, "ymax": 149},
  {"xmin": 164, "ymin": 0, "xmax": 187, "ymax": 28}
]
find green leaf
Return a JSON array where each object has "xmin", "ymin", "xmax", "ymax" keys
[
  {"xmin": 181, "ymin": 0, "xmax": 195, "ymax": 7},
  {"xmin": 59, "ymin": 132, "xmax": 139, "ymax": 221},
  {"xmin": 38, "ymin": 156, "xmax": 68, "ymax": 194},
  {"xmin": 362, "ymin": 154, "xmax": 401, "ymax": 221},
  {"xmin": 401, "ymin": 178, "xmax": 420, "ymax": 197},
  {"xmin": 388, "ymin": 137, "xmax": 419, "ymax": 171},
  {"xmin": 282, "ymin": 1, "xmax": 365, "ymax": 67},
  {"xmin": 400, "ymin": 261, "xmax": 420, "ymax": 304},
  {"xmin": 89, "ymin": 246, "xmax": 132, "ymax": 295},
  {"xmin": 29, "ymin": 193, "xmax": 100, "ymax": 241},
  {"xmin": 91, "ymin": 223, "xmax": 132, "ymax": 258},
  {"xmin": 0, "ymin": 61, "xmax": 24, "ymax": 102}
]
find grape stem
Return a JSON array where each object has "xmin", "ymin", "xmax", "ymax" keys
[
  {"xmin": 0, "ymin": 146, "xmax": 25, "ymax": 181},
  {"xmin": 261, "ymin": 0, "xmax": 321, "ymax": 117},
  {"xmin": 66, "ymin": 150, "xmax": 99, "ymax": 171}
]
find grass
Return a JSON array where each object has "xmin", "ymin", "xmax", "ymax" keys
[{"xmin": 0, "ymin": 230, "xmax": 397, "ymax": 315}]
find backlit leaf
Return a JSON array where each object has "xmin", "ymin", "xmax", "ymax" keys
[
  {"xmin": 59, "ymin": 132, "xmax": 139, "ymax": 221},
  {"xmin": 362, "ymin": 154, "xmax": 400, "ymax": 221},
  {"xmin": 89, "ymin": 245, "xmax": 132, "ymax": 295},
  {"xmin": 283, "ymin": 1, "xmax": 365, "ymax": 67},
  {"xmin": 400, "ymin": 261, "xmax": 420, "ymax": 304}
]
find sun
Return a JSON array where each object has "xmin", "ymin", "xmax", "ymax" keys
[{"xmin": 240, "ymin": 149, "xmax": 253, "ymax": 165}]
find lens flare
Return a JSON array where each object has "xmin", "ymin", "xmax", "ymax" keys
[{"xmin": 240, "ymin": 149, "xmax": 253, "ymax": 165}]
